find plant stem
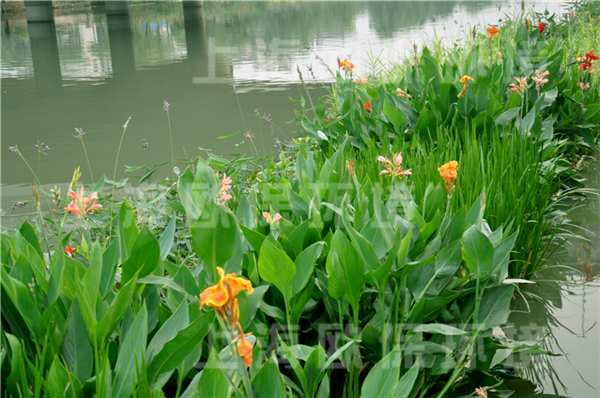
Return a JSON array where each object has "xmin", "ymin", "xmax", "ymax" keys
[
  {"xmin": 166, "ymin": 110, "xmax": 175, "ymax": 181},
  {"xmin": 112, "ymin": 120, "xmax": 130, "ymax": 202},
  {"xmin": 80, "ymin": 139, "xmax": 95, "ymax": 184}
]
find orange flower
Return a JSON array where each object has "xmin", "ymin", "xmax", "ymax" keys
[
  {"xmin": 218, "ymin": 267, "xmax": 254, "ymax": 303},
  {"xmin": 457, "ymin": 76, "xmax": 474, "ymax": 98},
  {"xmin": 340, "ymin": 59, "xmax": 355, "ymax": 71},
  {"xmin": 199, "ymin": 281, "xmax": 228, "ymax": 310},
  {"xmin": 475, "ymin": 387, "xmax": 488, "ymax": 398},
  {"xmin": 459, "ymin": 75, "xmax": 474, "ymax": 84},
  {"xmin": 64, "ymin": 186, "xmax": 102, "ymax": 219},
  {"xmin": 364, "ymin": 101, "xmax": 372, "ymax": 113},
  {"xmin": 487, "ymin": 26, "xmax": 498, "ymax": 39},
  {"xmin": 199, "ymin": 267, "xmax": 254, "ymax": 330},
  {"xmin": 438, "ymin": 161, "xmax": 459, "ymax": 194},
  {"xmin": 236, "ymin": 332, "xmax": 254, "ymax": 367}
]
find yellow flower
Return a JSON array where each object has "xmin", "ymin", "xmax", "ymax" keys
[{"xmin": 460, "ymin": 75, "xmax": 474, "ymax": 83}]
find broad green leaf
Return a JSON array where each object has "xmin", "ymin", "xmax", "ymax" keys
[
  {"xmin": 251, "ymin": 358, "xmax": 286, "ymax": 398},
  {"xmin": 146, "ymin": 301, "xmax": 189, "ymax": 364},
  {"xmin": 137, "ymin": 275, "xmax": 196, "ymax": 301},
  {"xmin": 191, "ymin": 200, "xmax": 237, "ymax": 284},
  {"xmin": 121, "ymin": 227, "xmax": 160, "ymax": 285},
  {"xmin": 95, "ymin": 274, "xmax": 138, "ymax": 346},
  {"xmin": 1, "ymin": 267, "xmax": 40, "ymax": 334},
  {"xmin": 326, "ymin": 230, "xmax": 365, "ymax": 311},
  {"xmin": 258, "ymin": 239, "xmax": 296, "ymax": 308},
  {"xmin": 305, "ymin": 345, "xmax": 326, "ymax": 397},
  {"xmin": 361, "ymin": 346, "xmax": 401, "ymax": 398},
  {"xmin": 198, "ymin": 349, "xmax": 229, "ymax": 398},
  {"xmin": 44, "ymin": 251, "xmax": 64, "ymax": 307},
  {"xmin": 178, "ymin": 167, "xmax": 201, "ymax": 223},
  {"xmin": 476, "ymin": 284, "xmax": 515, "ymax": 331},
  {"xmin": 462, "ymin": 226, "xmax": 494, "ymax": 278},
  {"xmin": 393, "ymin": 359, "xmax": 420, "ymax": 398},
  {"xmin": 113, "ymin": 304, "xmax": 148, "ymax": 398},
  {"xmin": 118, "ymin": 199, "xmax": 139, "ymax": 262},
  {"xmin": 62, "ymin": 297, "xmax": 93, "ymax": 383},
  {"xmin": 18, "ymin": 221, "xmax": 43, "ymax": 259},
  {"xmin": 278, "ymin": 335, "xmax": 308, "ymax": 394},
  {"xmin": 292, "ymin": 242, "xmax": 324, "ymax": 296},
  {"xmin": 147, "ymin": 311, "xmax": 215, "ymax": 384},
  {"xmin": 100, "ymin": 238, "xmax": 119, "ymax": 298},
  {"xmin": 11, "ymin": 232, "xmax": 48, "ymax": 293},
  {"xmin": 412, "ymin": 324, "xmax": 466, "ymax": 335},
  {"xmin": 158, "ymin": 216, "xmax": 177, "ymax": 261}
]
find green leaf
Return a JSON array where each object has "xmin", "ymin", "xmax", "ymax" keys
[
  {"xmin": 95, "ymin": 274, "xmax": 138, "ymax": 346},
  {"xmin": 93, "ymin": 175, "xmax": 106, "ymax": 192},
  {"xmin": 100, "ymin": 239, "xmax": 119, "ymax": 298},
  {"xmin": 305, "ymin": 345, "xmax": 326, "ymax": 397},
  {"xmin": 113, "ymin": 304, "xmax": 148, "ymax": 398},
  {"xmin": 191, "ymin": 200, "xmax": 238, "ymax": 284},
  {"xmin": 476, "ymin": 284, "xmax": 515, "ymax": 331},
  {"xmin": 412, "ymin": 324, "xmax": 466, "ymax": 335},
  {"xmin": 258, "ymin": 239, "xmax": 296, "ymax": 309},
  {"xmin": 1, "ymin": 267, "xmax": 40, "ymax": 334},
  {"xmin": 292, "ymin": 242, "xmax": 324, "ymax": 297},
  {"xmin": 118, "ymin": 199, "xmax": 139, "ymax": 263},
  {"xmin": 44, "ymin": 252, "xmax": 64, "ymax": 307},
  {"xmin": 139, "ymin": 160, "xmax": 170, "ymax": 184},
  {"xmin": 18, "ymin": 221, "xmax": 43, "ymax": 259},
  {"xmin": 361, "ymin": 346, "xmax": 401, "ymax": 398},
  {"xmin": 121, "ymin": 227, "xmax": 161, "ymax": 285},
  {"xmin": 393, "ymin": 360, "xmax": 420, "ymax": 398},
  {"xmin": 158, "ymin": 216, "xmax": 177, "ymax": 261},
  {"xmin": 462, "ymin": 225, "xmax": 494, "ymax": 278},
  {"xmin": 62, "ymin": 297, "xmax": 93, "ymax": 383},
  {"xmin": 278, "ymin": 335, "xmax": 308, "ymax": 394},
  {"xmin": 251, "ymin": 357, "xmax": 287, "ymax": 398},
  {"xmin": 198, "ymin": 349, "xmax": 230, "ymax": 398},
  {"xmin": 137, "ymin": 276, "xmax": 196, "ymax": 301},
  {"xmin": 178, "ymin": 167, "xmax": 201, "ymax": 224},
  {"xmin": 326, "ymin": 230, "xmax": 365, "ymax": 311},
  {"xmin": 147, "ymin": 311, "xmax": 215, "ymax": 384},
  {"xmin": 146, "ymin": 301, "xmax": 189, "ymax": 364}
]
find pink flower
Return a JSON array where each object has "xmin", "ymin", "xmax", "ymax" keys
[
  {"xmin": 216, "ymin": 172, "xmax": 233, "ymax": 204},
  {"xmin": 577, "ymin": 82, "xmax": 591, "ymax": 90},
  {"xmin": 509, "ymin": 76, "xmax": 528, "ymax": 95},
  {"xmin": 531, "ymin": 70, "xmax": 549, "ymax": 90},
  {"xmin": 64, "ymin": 186, "xmax": 102, "ymax": 219},
  {"xmin": 497, "ymin": 51, "xmax": 503, "ymax": 58},
  {"xmin": 263, "ymin": 212, "xmax": 282, "ymax": 225},
  {"xmin": 353, "ymin": 76, "xmax": 369, "ymax": 83},
  {"xmin": 378, "ymin": 153, "xmax": 411, "ymax": 178}
]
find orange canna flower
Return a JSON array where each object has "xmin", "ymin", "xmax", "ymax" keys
[
  {"xmin": 236, "ymin": 332, "xmax": 254, "ymax": 367},
  {"xmin": 340, "ymin": 59, "xmax": 355, "ymax": 71},
  {"xmin": 459, "ymin": 75, "xmax": 474, "ymax": 84},
  {"xmin": 364, "ymin": 101, "xmax": 372, "ymax": 113},
  {"xmin": 199, "ymin": 281, "xmax": 229, "ymax": 310},
  {"xmin": 487, "ymin": 26, "xmax": 499, "ymax": 39},
  {"xmin": 218, "ymin": 267, "xmax": 254, "ymax": 303},
  {"xmin": 439, "ymin": 161, "xmax": 459, "ymax": 194}
]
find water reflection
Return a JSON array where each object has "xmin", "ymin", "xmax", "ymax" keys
[
  {"xmin": 506, "ymin": 160, "xmax": 600, "ymax": 397},
  {"xmin": 107, "ymin": 14, "xmax": 135, "ymax": 78},
  {"xmin": 28, "ymin": 21, "xmax": 62, "ymax": 91}
]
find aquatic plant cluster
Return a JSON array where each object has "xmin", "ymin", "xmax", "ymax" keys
[{"xmin": 1, "ymin": 4, "xmax": 599, "ymax": 398}]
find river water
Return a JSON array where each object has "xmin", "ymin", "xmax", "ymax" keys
[{"xmin": 3, "ymin": 2, "xmax": 597, "ymax": 397}]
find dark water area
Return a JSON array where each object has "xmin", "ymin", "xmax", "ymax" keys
[{"xmin": 3, "ymin": 2, "xmax": 599, "ymax": 397}]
